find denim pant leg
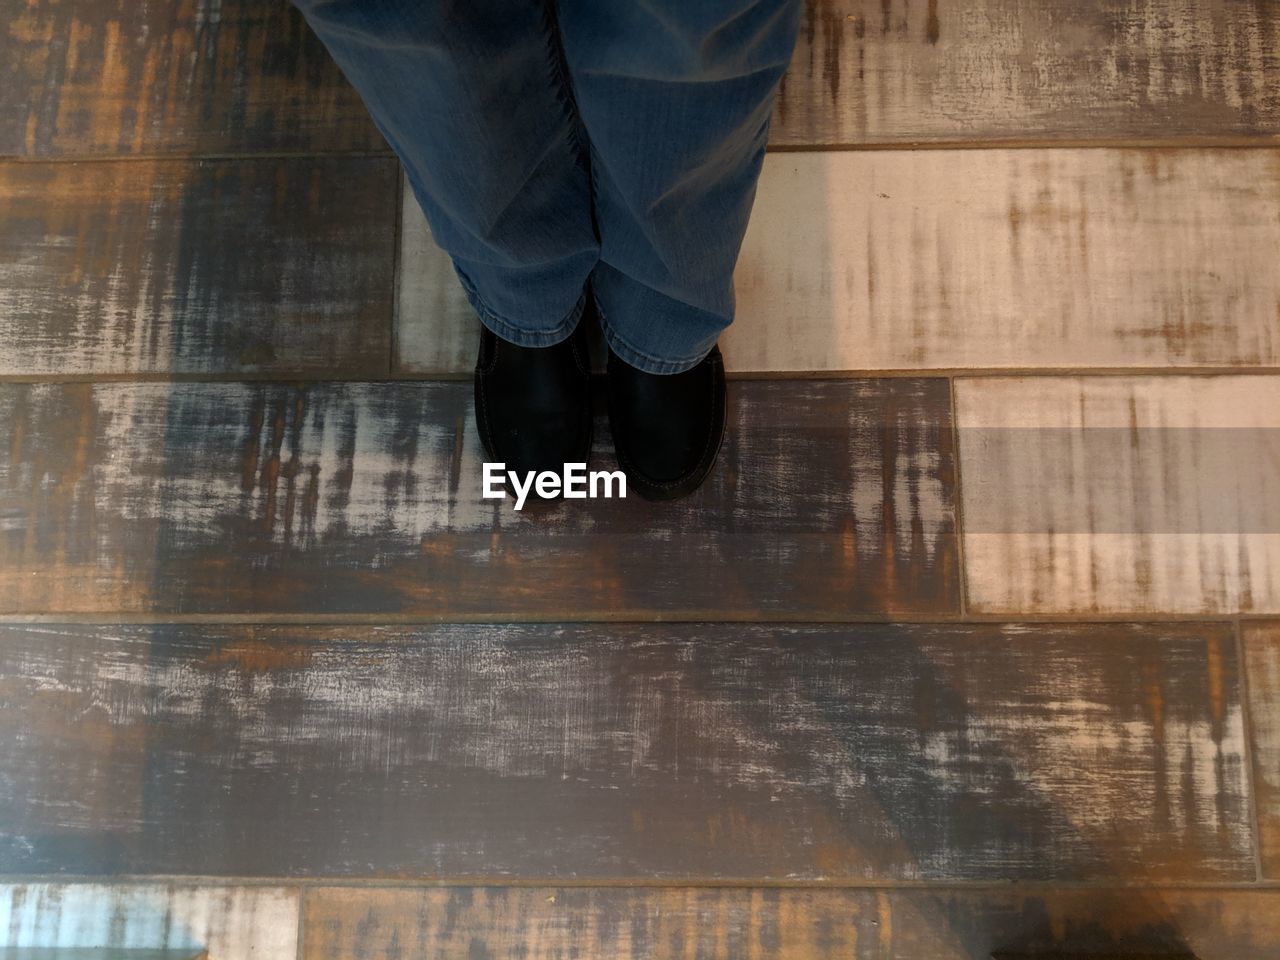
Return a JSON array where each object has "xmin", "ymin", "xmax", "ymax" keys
[
  {"xmin": 558, "ymin": 0, "xmax": 803, "ymax": 374},
  {"xmin": 291, "ymin": 0, "xmax": 599, "ymax": 346}
]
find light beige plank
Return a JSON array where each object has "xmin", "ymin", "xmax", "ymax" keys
[
  {"xmin": 396, "ymin": 149, "xmax": 1280, "ymax": 374},
  {"xmin": 956, "ymin": 375, "xmax": 1280, "ymax": 614},
  {"xmin": 394, "ymin": 193, "xmax": 474, "ymax": 373},
  {"xmin": 1244, "ymin": 621, "xmax": 1280, "ymax": 878},
  {"xmin": 776, "ymin": 0, "xmax": 1280, "ymax": 146},
  {"xmin": 0, "ymin": 885, "xmax": 297, "ymax": 960}
]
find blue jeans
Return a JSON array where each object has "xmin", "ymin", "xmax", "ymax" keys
[{"xmin": 292, "ymin": 0, "xmax": 803, "ymax": 373}]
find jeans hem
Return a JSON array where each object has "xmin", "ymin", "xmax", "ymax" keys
[
  {"xmin": 593, "ymin": 290, "xmax": 711, "ymax": 375},
  {"xmin": 457, "ymin": 267, "xmax": 586, "ymax": 348}
]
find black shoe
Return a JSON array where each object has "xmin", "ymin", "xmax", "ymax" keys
[
  {"xmin": 606, "ymin": 344, "xmax": 727, "ymax": 501},
  {"xmin": 474, "ymin": 321, "xmax": 593, "ymax": 482}
]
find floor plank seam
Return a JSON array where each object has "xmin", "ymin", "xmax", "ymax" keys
[
  {"xmin": 0, "ymin": 614, "xmax": 1258, "ymax": 626},
  {"xmin": 0, "ymin": 150, "xmax": 400, "ymax": 164},
  {"xmin": 295, "ymin": 886, "xmax": 308, "ymax": 960},
  {"xmin": 388, "ymin": 164, "xmax": 405, "ymax": 378},
  {"xmin": 4, "ymin": 876, "xmax": 1280, "ymax": 892},
  {"xmin": 766, "ymin": 139, "xmax": 1280, "ymax": 153},
  {"xmin": 949, "ymin": 374, "xmax": 970, "ymax": 619},
  {"xmin": 5, "ymin": 138, "xmax": 1280, "ymax": 166},
  {"xmin": 4, "ymin": 368, "xmax": 1280, "ymax": 385}
]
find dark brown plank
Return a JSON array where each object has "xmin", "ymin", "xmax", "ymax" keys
[
  {"xmin": 0, "ymin": 621, "xmax": 1251, "ymax": 880},
  {"xmin": 1244, "ymin": 621, "xmax": 1280, "ymax": 878},
  {"xmin": 0, "ymin": 157, "xmax": 397, "ymax": 376},
  {"xmin": 0, "ymin": 0, "xmax": 383, "ymax": 157},
  {"xmin": 0, "ymin": 379, "xmax": 958, "ymax": 617},
  {"xmin": 776, "ymin": 0, "xmax": 1280, "ymax": 145},
  {"xmin": 304, "ymin": 886, "xmax": 1280, "ymax": 959},
  {"xmin": 6, "ymin": 0, "xmax": 1276, "ymax": 156}
]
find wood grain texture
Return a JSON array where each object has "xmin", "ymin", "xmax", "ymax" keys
[
  {"xmin": 396, "ymin": 149, "xmax": 1280, "ymax": 375},
  {"xmin": 0, "ymin": 621, "xmax": 1252, "ymax": 880},
  {"xmin": 956, "ymin": 376, "xmax": 1280, "ymax": 614},
  {"xmin": 5, "ymin": 0, "xmax": 1276, "ymax": 157},
  {"xmin": 0, "ymin": 952, "xmax": 204, "ymax": 959},
  {"xmin": 0, "ymin": 0, "xmax": 383, "ymax": 157},
  {"xmin": 1244, "ymin": 621, "xmax": 1280, "ymax": 878},
  {"xmin": 0, "ymin": 379, "xmax": 957, "ymax": 617},
  {"xmin": 0, "ymin": 884, "xmax": 297, "ymax": 959},
  {"xmin": 0, "ymin": 157, "xmax": 397, "ymax": 377},
  {"xmin": 303, "ymin": 886, "xmax": 1280, "ymax": 959},
  {"xmin": 777, "ymin": 0, "xmax": 1280, "ymax": 147},
  {"xmin": 393, "ymin": 192, "xmax": 476, "ymax": 374}
]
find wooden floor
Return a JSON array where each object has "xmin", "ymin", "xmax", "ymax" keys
[{"xmin": 1, "ymin": 0, "xmax": 1279, "ymax": 957}]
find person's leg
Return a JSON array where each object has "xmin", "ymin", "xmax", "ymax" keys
[
  {"xmin": 557, "ymin": 0, "xmax": 803, "ymax": 374},
  {"xmin": 292, "ymin": 0, "xmax": 598, "ymax": 478},
  {"xmin": 556, "ymin": 0, "xmax": 801, "ymax": 500},
  {"xmin": 291, "ymin": 0, "xmax": 598, "ymax": 345}
]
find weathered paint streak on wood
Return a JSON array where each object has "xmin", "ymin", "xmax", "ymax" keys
[
  {"xmin": 776, "ymin": 0, "xmax": 1280, "ymax": 146},
  {"xmin": 5, "ymin": 0, "xmax": 1277, "ymax": 157},
  {"xmin": 0, "ymin": 380, "xmax": 957, "ymax": 617},
  {"xmin": 303, "ymin": 886, "xmax": 1280, "ymax": 959},
  {"xmin": 0, "ymin": 158, "xmax": 397, "ymax": 376},
  {"xmin": 396, "ymin": 150, "xmax": 1280, "ymax": 374},
  {"xmin": 0, "ymin": 884, "xmax": 297, "ymax": 959},
  {"xmin": 0, "ymin": 621, "xmax": 1251, "ymax": 880},
  {"xmin": 0, "ymin": 0, "xmax": 382, "ymax": 157},
  {"xmin": 1244, "ymin": 622, "xmax": 1280, "ymax": 878},
  {"xmin": 956, "ymin": 376, "xmax": 1280, "ymax": 614}
]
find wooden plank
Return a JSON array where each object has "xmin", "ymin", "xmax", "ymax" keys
[
  {"xmin": 0, "ymin": 379, "xmax": 957, "ymax": 617},
  {"xmin": 0, "ymin": 621, "xmax": 1252, "ymax": 880},
  {"xmin": 0, "ymin": 157, "xmax": 397, "ymax": 377},
  {"xmin": 775, "ymin": 0, "xmax": 1280, "ymax": 146},
  {"xmin": 1243, "ymin": 621, "xmax": 1280, "ymax": 878},
  {"xmin": 0, "ymin": 0, "xmax": 383, "ymax": 157},
  {"xmin": 0, "ymin": 884, "xmax": 296, "ymax": 960},
  {"xmin": 303, "ymin": 886, "xmax": 1280, "ymax": 959},
  {"xmin": 0, "ymin": 952, "xmax": 204, "ymax": 960},
  {"xmin": 396, "ymin": 149, "xmax": 1280, "ymax": 375},
  {"xmin": 5, "ymin": 0, "xmax": 1276, "ymax": 157},
  {"xmin": 955, "ymin": 376, "xmax": 1280, "ymax": 614},
  {"xmin": 393, "ymin": 194, "xmax": 476, "ymax": 374}
]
